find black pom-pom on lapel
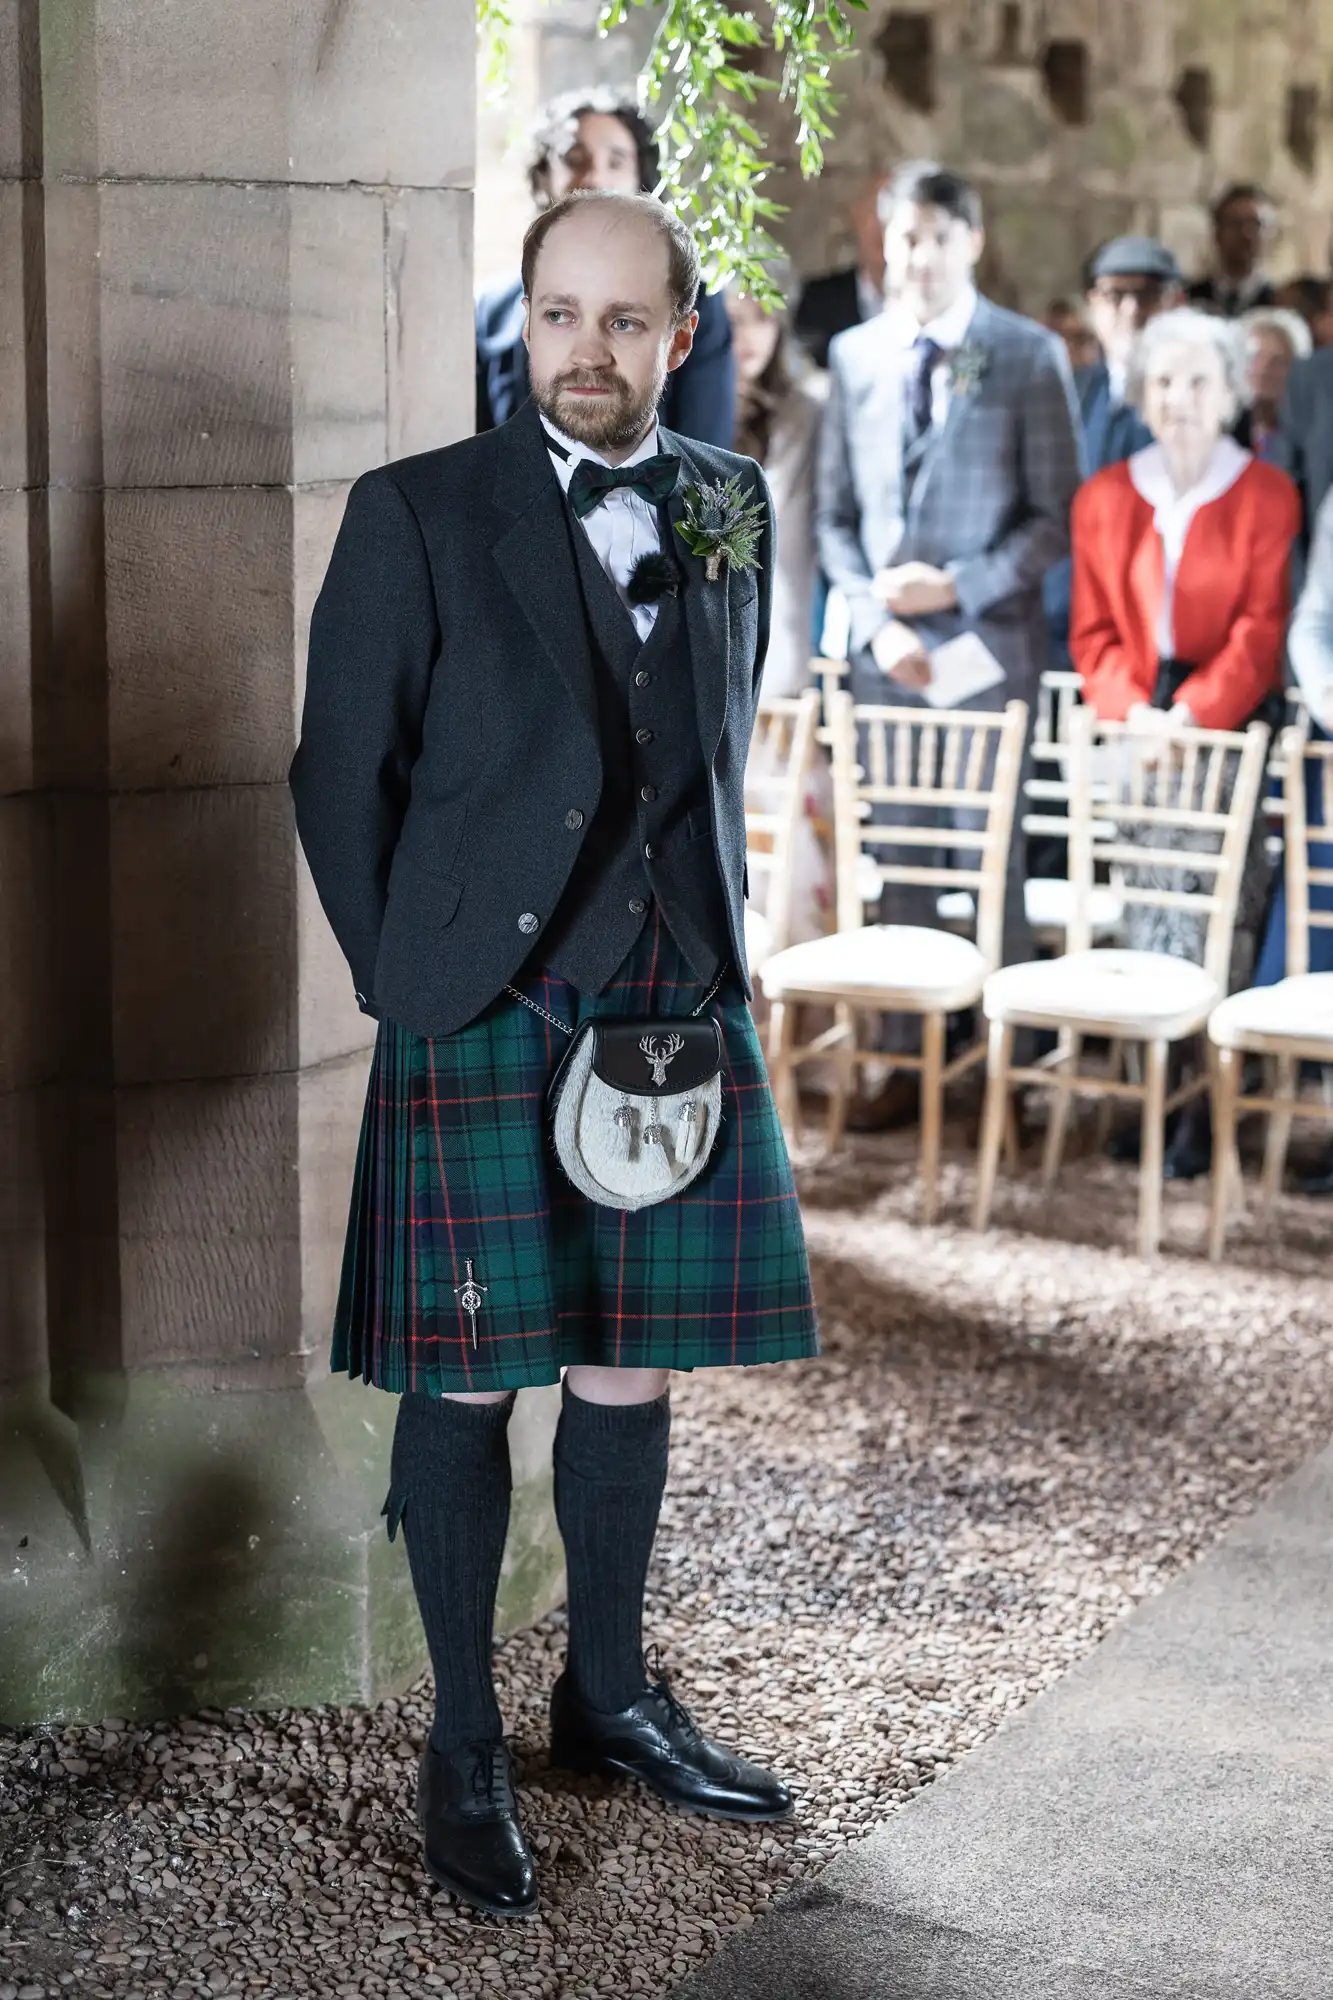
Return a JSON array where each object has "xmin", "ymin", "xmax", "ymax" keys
[{"xmin": 626, "ymin": 551, "xmax": 682, "ymax": 606}]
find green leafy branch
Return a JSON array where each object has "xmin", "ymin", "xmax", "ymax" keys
[{"xmin": 478, "ymin": 0, "xmax": 865, "ymax": 304}]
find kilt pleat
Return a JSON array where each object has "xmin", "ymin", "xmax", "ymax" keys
[{"xmin": 331, "ymin": 909, "xmax": 819, "ymax": 1395}]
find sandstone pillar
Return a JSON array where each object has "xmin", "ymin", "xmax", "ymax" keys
[{"xmin": 0, "ymin": 0, "xmax": 564, "ymax": 1723}]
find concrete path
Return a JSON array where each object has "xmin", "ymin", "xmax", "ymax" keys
[{"xmin": 676, "ymin": 1437, "xmax": 1333, "ymax": 2000}]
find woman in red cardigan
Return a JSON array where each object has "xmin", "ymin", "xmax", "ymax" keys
[{"xmin": 1070, "ymin": 306, "xmax": 1300, "ymax": 1176}]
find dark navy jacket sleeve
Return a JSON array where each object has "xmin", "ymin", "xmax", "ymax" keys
[
  {"xmin": 289, "ymin": 473, "xmax": 440, "ymax": 1011},
  {"xmin": 661, "ymin": 287, "xmax": 737, "ymax": 448}
]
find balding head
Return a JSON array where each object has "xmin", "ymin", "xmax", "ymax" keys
[{"xmin": 522, "ymin": 192, "xmax": 701, "ymax": 460}]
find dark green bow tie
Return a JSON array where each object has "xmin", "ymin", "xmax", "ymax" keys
[{"xmin": 567, "ymin": 451, "xmax": 681, "ymax": 520}]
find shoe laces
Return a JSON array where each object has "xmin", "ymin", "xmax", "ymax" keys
[
  {"xmin": 643, "ymin": 1644, "xmax": 703, "ymax": 1746},
  {"xmin": 465, "ymin": 1740, "xmax": 513, "ymax": 1808}
]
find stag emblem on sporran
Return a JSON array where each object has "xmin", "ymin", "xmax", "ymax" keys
[{"xmin": 639, "ymin": 1031, "xmax": 684, "ymax": 1087}]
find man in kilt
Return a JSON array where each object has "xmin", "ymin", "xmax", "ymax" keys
[{"xmin": 290, "ymin": 188, "xmax": 819, "ymax": 1918}]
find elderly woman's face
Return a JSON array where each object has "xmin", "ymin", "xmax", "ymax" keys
[
  {"xmin": 1245, "ymin": 325, "xmax": 1294, "ymax": 409},
  {"xmin": 1141, "ymin": 337, "xmax": 1232, "ymax": 451}
]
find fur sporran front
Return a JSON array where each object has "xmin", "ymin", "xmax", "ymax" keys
[{"xmin": 548, "ymin": 1016, "xmax": 725, "ymax": 1211}]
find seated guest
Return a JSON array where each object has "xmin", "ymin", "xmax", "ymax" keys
[
  {"xmin": 1187, "ymin": 183, "xmax": 1277, "ymax": 317},
  {"xmin": 475, "ymin": 89, "xmax": 734, "ymax": 445},
  {"xmin": 1276, "ymin": 274, "xmax": 1333, "ymax": 349},
  {"xmin": 1272, "ymin": 337, "xmax": 1333, "ymax": 585},
  {"xmin": 1071, "ymin": 307, "xmax": 1300, "ymax": 1176},
  {"xmin": 793, "ymin": 173, "xmax": 890, "ymax": 368},
  {"xmin": 1044, "ymin": 236, "xmax": 1184, "ymax": 669},
  {"xmin": 727, "ymin": 267, "xmax": 827, "ymax": 696},
  {"xmin": 1251, "ymin": 485, "xmax": 1333, "ymax": 1193},
  {"xmin": 1042, "ymin": 296, "xmax": 1100, "ymax": 373},
  {"xmin": 1235, "ymin": 306, "xmax": 1311, "ymax": 455}
]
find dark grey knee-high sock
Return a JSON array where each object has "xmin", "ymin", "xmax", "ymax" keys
[
  {"xmin": 552, "ymin": 1380, "xmax": 671, "ymax": 1713},
  {"xmin": 388, "ymin": 1391, "xmax": 514, "ymax": 1755}
]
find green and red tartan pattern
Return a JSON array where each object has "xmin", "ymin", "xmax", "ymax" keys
[{"xmin": 331, "ymin": 910, "xmax": 819, "ymax": 1394}]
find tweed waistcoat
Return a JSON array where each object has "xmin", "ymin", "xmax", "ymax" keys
[{"xmin": 540, "ymin": 505, "xmax": 732, "ymax": 993}]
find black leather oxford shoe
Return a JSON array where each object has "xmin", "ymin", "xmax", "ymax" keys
[
  {"xmin": 548, "ymin": 1660, "xmax": 793, "ymax": 1823},
  {"xmin": 416, "ymin": 1738, "xmax": 538, "ymax": 1918}
]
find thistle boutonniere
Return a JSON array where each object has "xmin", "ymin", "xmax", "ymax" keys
[
  {"xmin": 675, "ymin": 477, "xmax": 766, "ymax": 583},
  {"xmin": 948, "ymin": 344, "xmax": 988, "ymax": 396}
]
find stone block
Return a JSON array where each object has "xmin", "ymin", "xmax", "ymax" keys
[
  {"xmin": 114, "ymin": 1072, "xmax": 299, "ymax": 1372},
  {"xmin": 292, "ymin": 481, "xmax": 351, "ymax": 725},
  {"xmin": 297, "ymin": 849, "xmax": 377, "ymax": 1072},
  {"xmin": 110, "ymin": 785, "xmax": 297, "ymax": 1085},
  {"xmin": 104, "ymin": 487, "xmax": 296, "ymax": 791},
  {"xmin": 386, "ymin": 189, "xmax": 476, "ymax": 459},
  {"xmin": 0, "ymin": 179, "xmax": 32, "ymax": 490},
  {"xmin": 298, "ymin": 1048, "xmax": 373, "ymax": 1361},
  {"xmin": 41, "ymin": 181, "xmax": 105, "ymax": 494},
  {"xmin": 0, "ymin": 1090, "xmax": 46, "ymax": 1390},
  {"xmin": 0, "ymin": 792, "xmax": 44, "ymax": 1094},
  {"xmin": 48, "ymin": 0, "xmax": 473, "ymax": 191},
  {"xmin": 93, "ymin": 181, "xmax": 389, "ymax": 489},
  {"xmin": 0, "ymin": 0, "xmax": 30, "ymax": 178},
  {"xmin": 0, "ymin": 489, "xmax": 34, "ymax": 794},
  {"xmin": 289, "ymin": 186, "xmax": 389, "ymax": 485}
]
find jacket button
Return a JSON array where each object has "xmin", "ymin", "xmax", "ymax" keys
[
  {"xmin": 644, "ymin": 842, "xmax": 658, "ymax": 861},
  {"xmin": 635, "ymin": 727, "xmax": 654, "ymax": 745},
  {"xmin": 564, "ymin": 808, "xmax": 584, "ymax": 830},
  {"xmin": 635, "ymin": 670, "xmax": 652, "ymax": 688},
  {"xmin": 518, "ymin": 911, "xmax": 540, "ymax": 935},
  {"xmin": 354, "ymin": 990, "xmax": 368, "ymax": 1007},
  {"xmin": 628, "ymin": 896, "xmax": 647, "ymax": 916},
  {"xmin": 641, "ymin": 784, "xmax": 657, "ymax": 803}
]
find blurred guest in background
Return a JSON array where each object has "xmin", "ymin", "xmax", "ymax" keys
[
  {"xmin": 1071, "ymin": 307, "xmax": 1299, "ymax": 1176},
  {"xmin": 1043, "ymin": 236, "xmax": 1182, "ymax": 669},
  {"xmin": 818, "ymin": 160, "xmax": 1081, "ymax": 1125},
  {"xmin": 727, "ymin": 267, "xmax": 826, "ymax": 696},
  {"xmin": 1251, "ymin": 486, "xmax": 1333, "ymax": 1193},
  {"xmin": 1042, "ymin": 295, "xmax": 1100, "ymax": 373},
  {"xmin": 793, "ymin": 172, "xmax": 890, "ymax": 368},
  {"xmin": 1276, "ymin": 274, "xmax": 1333, "ymax": 349},
  {"xmin": 1234, "ymin": 306, "xmax": 1311, "ymax": 455},
  {"xmin": 1273, "ymin": 337, "xmax": 1333, "ymax": 581},
  {"xmin": 474, "ymin": 89, "xmax": 735, "ymax": 446},
  {"xmin": 1187, "ymin": 183, "xmax": 1277, "ymax": 317}
]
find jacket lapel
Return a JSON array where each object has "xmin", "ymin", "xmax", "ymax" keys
[
  {"xmin": 661, "ymin": 430, "xmax": 734, "ymax": 761},
  {"xmin": 490, "ymin": 404, "xmax": 599, "ymax": 747}
]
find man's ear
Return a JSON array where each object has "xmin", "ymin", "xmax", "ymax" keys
[
  {"xmin": 521, "ymin": 298, "xmax": 532, "ymax": 352},
  {"xmin": 969, "ymin": 224, "xmax": 986, "ymax": 267},
  {"xmin": 666, "ymin": 310, "xmax": 698, "ymax": 374}
]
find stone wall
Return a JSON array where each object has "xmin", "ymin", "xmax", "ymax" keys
[
  {"xmin": 476, "ymin": 0, "xmax": 1333, "ymax": 310},
  {"xmin": 1, "ymin": 0, "xmax": 563, "ymax": 1724}
]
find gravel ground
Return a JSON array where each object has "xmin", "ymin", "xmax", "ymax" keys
[{"xmin": 3, "ymin": 1116, "xmax": 1332, "ymax": 2000}]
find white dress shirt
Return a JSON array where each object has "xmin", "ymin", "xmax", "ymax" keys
[
  {"xmin": 540, "ymin": 413, "xmax": 666, "ymax": 641},
  {"xmin": 1127, "ymin": 436, "xmax": 1251, "ymax": 658},
  {"xmin": 885, "ymin": 282, "xmax": 979, "ymax": 432}
]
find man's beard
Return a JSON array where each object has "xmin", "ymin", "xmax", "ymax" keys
[{"xmin": 533, "ymin": 357, "xmax": 668, "ymax": 454}]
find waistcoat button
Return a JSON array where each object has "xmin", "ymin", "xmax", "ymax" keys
[
  {"xmin": 635, "ymin": 727, "xmax": 654, "ymax": 745},
  {"xmin": 564, "ymin": 808, "xmax": 584, "ymax": 830},
  {"xmin": 644, "ymin": 842, "xmax": 658, "ymax": 861},
  {"xmin": 628, "ymin": 896, "xmax": 647, "ymax": 916},
  {"xmin": 635, "ymin": 670, "xmax": 651, "ymax": 688},
  {"xmin": 640, "ymin": 785, "xmax": 657, "ymax": 803},
  {"xmin": 518, "ymin": 911, "xmax": 540, "ymax": 935}
]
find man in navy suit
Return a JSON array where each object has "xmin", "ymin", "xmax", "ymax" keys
[
  {"xmin": 1044, "ymin": 236, "xmax": 1184, "ymax": 668},
  {"xmin": 476, "ymin": 88, "xmax": 735, "ymax": 448}
]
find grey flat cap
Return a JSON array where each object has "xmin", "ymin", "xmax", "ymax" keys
[{"xmin": 1088, "ymin": 235, "xmax": 1183, "ymax": 285}]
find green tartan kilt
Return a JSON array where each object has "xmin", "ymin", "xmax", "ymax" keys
[{"xmin": 331, "ymin": 909, "xmax": 819, "ymax": 1394}]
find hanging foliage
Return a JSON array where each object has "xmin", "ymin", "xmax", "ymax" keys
[{"xmin": 478, "ymin": 0, "xmax": 864, "ymax": 303}]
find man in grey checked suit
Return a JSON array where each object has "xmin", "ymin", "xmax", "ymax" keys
[{"xmin": 816, "ymin": 161, "xmax": 1082, "ymax": 1111}]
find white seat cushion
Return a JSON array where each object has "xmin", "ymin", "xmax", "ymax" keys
[
  {"xmin": 1024, "ymin": 878, "xmax": 1125, "ymax": 939},
  {"xmin": 760, "ymin": 924, "xmax": 987, "ymax": 1011},
  {"xmin": 744, "ymin": 906, "xmax": 774, "ymax": 974},
  {"xmin": 1208, "ymin": 974, "xmax": 1333, "ymax": 1051},
  {"xmin": 983, "ymin": 948, "xmax": 1219, "ymax": 1039}
]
